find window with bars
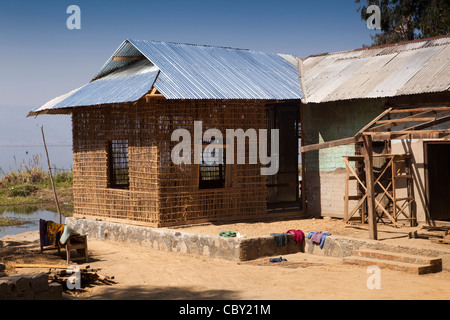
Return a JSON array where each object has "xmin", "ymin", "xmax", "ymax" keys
[
  {"xmin": 199, "ymin": 142, "xmax": 226, "ymax": 189},
  {"xmin": 108, "ymin": 139, "xmax": 129, "ymax": 189}
]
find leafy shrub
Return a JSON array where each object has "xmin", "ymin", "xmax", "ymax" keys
[
  {"xmin": 7, "ymin": 184, "xmax": 38, "ymax": 197},
  {"xmin": 0, "ymin": 154, "xmax": 73, "ymax": 189},
  {"xmin": 54, "ymin": 170, "xmax": 73, "ymax": 185}
]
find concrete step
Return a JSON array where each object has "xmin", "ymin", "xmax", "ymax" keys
[
  {"xmin": 342, "ymin": 249, "xmax": 442, "ymax": 275},
  {"xmin": 353, "ymin": 249, "xmax": 442, "ymax": 266}
]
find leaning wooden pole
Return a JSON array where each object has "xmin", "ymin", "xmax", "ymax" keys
[
  {"xmin": 41, "ymin": 125, "xmax": 62, "ymax": 224},
  {"xmin": 362, "ymin": 134, "xmax": 377, "ymax": 240},
  {"xmin": 297, "ymin": 58, "xmax": 308, "ymax": 215}
]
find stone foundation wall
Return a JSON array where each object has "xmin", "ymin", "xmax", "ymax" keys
[
  {"xmin": 66, "ymin": 217, "xmax": 243, "ymax": 260},
  {"xmin": 66, "ymin": 217, "xmax": 306, "ymax": 261},
  {"xmin": 66, "ymin": 218, "xmax": 450, "ymax": 264}
]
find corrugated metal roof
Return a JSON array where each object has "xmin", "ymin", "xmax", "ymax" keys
[
  {"xmin": 31, "ymin": 39, "xmax": 303, "ymax": 115},
  {"xmin": 93, "ymin": 40, "xmax": 146, "ymax": 80},
  {"xmin": 32, "ymin": 36, "xmax": 449, "ymax": 115},
  {"xmin": 34, "ymin": 86, "xmax": 85, "ymax": 114},
  {"xmin": 300, "ymin": 36, "xmax": 450, "ymax": 103},
  {"xmin": 29, "ymin": 59, "xmax": 159, "ymax": 116},
  {"xmin": 128, "ymin": 39, "xmax": 302, "ymax": 100}
]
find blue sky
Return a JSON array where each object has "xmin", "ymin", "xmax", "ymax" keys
[
  {"xmin": 0, "ymin": 1, "xmax": 377, "ymax": 170},
  {"xmin": 0, "ymin": 0, "xmax": 377, "ymax": 108}
]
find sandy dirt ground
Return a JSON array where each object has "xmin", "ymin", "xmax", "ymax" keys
[{"xmin": 1, "ymin": 218, "xmax": 449, "ymax": 300}]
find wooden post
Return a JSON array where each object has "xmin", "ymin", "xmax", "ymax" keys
[
  {"xmin": 41, "ymin": 126, "xmax": 62, "ymax": 224},
  {"xmin": 391, "ymin": 158, "xmax": 397, "ymax": 223},
  {"xmin": 344, "ymin": 162, "xmax": 349, "ymax": 222},
  {"xmin": 406, "ymin": 157, "xmax": 417, "ymax": 227},
  {"xmin": 362, "ymin": 134, "xmax": 377, "ymax": 240},
  {"xmin": 361, "ymin": 196, "xmax": 367, "ymax": 224}
]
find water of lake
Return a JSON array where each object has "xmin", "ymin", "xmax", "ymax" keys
[
  {"xmin": 0, "ymin": 208, "xmax": 68, "ymax": 239},
  {"xmin": 0, "ymin": 145, "xmax": 73, "ymax": 239}
]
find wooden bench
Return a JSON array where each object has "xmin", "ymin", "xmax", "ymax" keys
[{"xmin": 64, "ymin": 235, "xmax": 88, "ymax": 264}]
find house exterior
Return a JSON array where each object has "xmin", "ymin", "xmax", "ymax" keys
[
  {"xmin": 29, "ymin": 40, "xmax": 304, "ymax": 227},
  {"xmin": 30, "ymin": 35, "xmax": 450, "ymax": 229},
  {"xmin": 299, "ymin": 35, "xmax": 450, "ymax": 225}
]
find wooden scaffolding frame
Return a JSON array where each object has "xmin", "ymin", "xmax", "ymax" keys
[
  {"xmin": 343, "ymin": 154, "xmax": 415, "ymax": 227},
  {"xmin": 300, "ymin": 105, "xmax": 450, "ymax": 240}
]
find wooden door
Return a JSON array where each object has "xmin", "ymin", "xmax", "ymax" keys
[
  {"xmin": 266, "ymin": 104, "xmax": 300, "ymax": 207},
  {"xmin": 426, "ymin": 142, "xmax": 450, "ymax": 221}
]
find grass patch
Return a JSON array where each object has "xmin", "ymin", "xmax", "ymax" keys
[
  {"xmin": 7, "ymin": 184, "xmax": 38, "ymax": 197},
  {"xmin": 0, "ymin": 216, "xmax": 28, "ymax": 227},
  {"xmin": 0, "ymin": 154, "xmax": 73, "ymax": 207}
]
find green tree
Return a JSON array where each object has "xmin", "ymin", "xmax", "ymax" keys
[{"xmin": 356, "ymin": 0, "xmax": 450, "ymax": 46}]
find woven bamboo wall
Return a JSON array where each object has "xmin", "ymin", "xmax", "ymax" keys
[
  {"xmin": 72, "ymin": 104, "xmax": 160, "ymax": 225},
  {"xmin": 72, "ymin": 99, "xmax": 268, "ymax": 227}
]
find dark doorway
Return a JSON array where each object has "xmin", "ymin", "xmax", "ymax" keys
[
  {"xmin": 266, "ymin": 103, "xmax": 301, "ymax": 212},
  {"xmin": 426, "ymin": 142, "xmax": 450, "ymax": 221}
]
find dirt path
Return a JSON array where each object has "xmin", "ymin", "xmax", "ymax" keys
[
  {"xmin": 79, "ymin": 238, "xmax": 450, "ymax": 300},
  {"xmin": 1, "ymin": 226, "xmax": 449, "ymax": 300}
]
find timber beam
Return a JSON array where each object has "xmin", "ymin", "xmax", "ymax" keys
[{"xmin": 112, "ymin": 56, "xmax": 145, "ymax": 62}]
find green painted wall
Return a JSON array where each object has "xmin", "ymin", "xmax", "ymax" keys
[{"xmin": 303, "ymin": 99, "xmax": 387, "ymax": 172}]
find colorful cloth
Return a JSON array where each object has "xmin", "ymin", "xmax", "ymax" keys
[
  {"xmin": 285, "ymin": 229, "xmax": 304, "ymax": 246},
  {"xmin": 307, "ymin": 231, "xmax": 330, "ymax": 248},
  {"xmin": 45, "ymin": 221, "xmax": 66, "ymax": 246}
]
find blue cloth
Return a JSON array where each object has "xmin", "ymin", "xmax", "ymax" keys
[
  {"xmin": 60, "ymin": 225, "xmax": 80, "ymax": 245},
  {"xmin": 269, "ymin": 257, "xmax": 287, "ymax": 263},
  {"xmin": 307, "ymin": 231, "xmax": 330, "ymax": 248}
]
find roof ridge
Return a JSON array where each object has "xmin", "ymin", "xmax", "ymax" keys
[
  {"xmin": 302, "ymin": 34, "xmax": 450, "ymax": 59},
  {"xmin": 127, "ymin": 39, "xmax": 250, "ymax": 52},
  {"xmin": 353, "ymin": 34, "xmax": 450, "ymax": 52}
]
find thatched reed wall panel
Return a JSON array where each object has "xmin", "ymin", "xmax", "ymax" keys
[
  {"xmin": 72, "ymin": 99, "xmax": 268, "ymax": 227},
  {"xmin": 72, "ymin": 104, "xmax": 160, "ymax": 225}
]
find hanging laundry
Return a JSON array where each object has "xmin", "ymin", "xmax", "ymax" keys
[
  {"xmin": 285, "ymin": 229, "xmax": 304, "ymax": 246},
  {"xmin": 39, "ymin": 219, "xmax": 50, "ymax": 247},
  {"xmin": 307, "ymin": 231, "xmax": 330, "ymax": 248},
  {"xmin": 60, "ymin": 225, "xmax": 81, "ymax": 245},
  {"xmin": 270, "ymin": 233, "xmax": 289, "ymax": 246},
  {"xmin": 45, "ymin": 221, "xmax": 66, "ymax": 247}
]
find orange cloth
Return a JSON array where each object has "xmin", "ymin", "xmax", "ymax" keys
[{"xmin": 45, "ymin": 221, "xmax": 65, "ymax": 246}]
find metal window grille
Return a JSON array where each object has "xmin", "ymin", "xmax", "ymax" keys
[
  {"xmin": 199, "ymin": 142, "xmax": 225, "ymax": 189},
  {"xmin": 109, "ymin": 139, "xmax": 129, "ymax": 189}
]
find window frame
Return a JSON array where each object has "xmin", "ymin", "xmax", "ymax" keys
[
  {"xmin": 198, "ymin": 142, "xmax": 226, "ymax": 190},
  {"xmin": 108, "ymin": 139, "xmax": 130, "ymax": 190}
]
